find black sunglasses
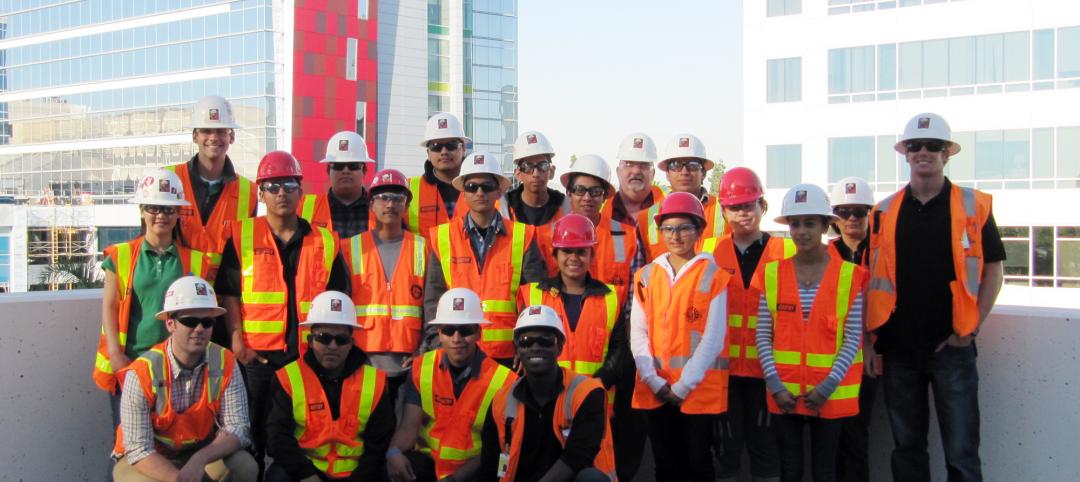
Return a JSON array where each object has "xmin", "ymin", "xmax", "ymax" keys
[
  {"xmin": 518, "ymin": 160, "xmax": 552, "ymax": 174},
  {"xmin": 142, "ymin": 205, "xmax": 179, "ymax": 215},
  {"xmin": 569, "ymin": 185, "xmax": 606, "ymax": 198},
  {"xmin": 261, "ymin": 180, "xmax": 300, "ymax": 194},
  {"xmin": 330, "ymin": 163, "xmax": 363, "ymax": 171},
  {"xmin": 667, "ymin": 159, "xmax": 704, "ymax": 172},
  {"xmin": 438, "ymin": 325, "xmax": 480, "ymax": 337},
  {"xmin": 463, "ymin": 182, "xmax": 499, "ymax": 194},
  {"xmin": 904, "ymin": 140, "xmax": 947, "ymax": 153},
  {"xmin": 515, "ymin": 334, "xmax": 558, "ymax": 348},
  {"xmin": 311, "ymin": 332, "xmax": 353, "ymax": 346},
  {"xmin": 428, "ymin": 141, "xmax": 461, "ymax": 152},
  {"xmin": 834, "ymin": 206, "xmax": 869, "ymax": 219},
  {"xmin": 174, "ymin": 316, "xmax": 215, "ymax": 329}
]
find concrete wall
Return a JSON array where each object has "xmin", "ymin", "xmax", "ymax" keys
[{"xmin": 0, "ymin": 290, "xmax": 1077, "ymax": 481}]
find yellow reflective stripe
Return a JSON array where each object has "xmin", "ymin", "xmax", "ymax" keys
[
  {"xmin": 782, "ymin": 238, "xmax": 797, "ymax": 258},
  {"xmin": 647, "ymin": 204, "xmax": 660, "ymax": 244},
  {"xmin": 116, "ymin": 242, "xmax": 132, "ymax": 301},
  {"xmin": 835, "ymin": 262, "xmax": 855, "ymax": 353},
  {"xmin": 356, "ymin": 305, "xmax": 389, "ymax": 316},
  {"xmin": 729, "ymin": 314, "xmax": 743, "ymax": 328},
  {"xmin": 481, "ymin": 300, "xmax": 515, "ymax": 313},
  {"xmin": 236, "ymin": 177, "xmax": 252, "ymax": 219},
  {"xmin": 300, "ymin": 301, "xmax": 312, "ymax": 315},
  {"xmin": 317, "ymin": 227, "xmax": 335, "ymax": 273},
  {"xmin": 391, "ymin": 305, "xmax": 422, "ymax": 318},
  {"xmin": 300, "ymin": 195, "xmax": 317, "ymax": 222},
  {"xmin": 241, "ymin": 219, "xmax": 256, "ymax": 294},
  {"xmin": 782, "ymin": 381, "xmax": 803, "ymax": 396},
  {"xmin": 408, "ymin": 177, "xmax": 422, "ymax": 235},
  {"xmin": 437, "ymin": 224, "xmax": 452, "ymax": 286},
  {"xmin": 773, "ymin": 350, "xmax": 801, "ymax": 365},
  {"xmin": 573, "ymin": 360, "xmax": 602, "ymax": 375},
  {"xmin": 414, "ymin": 236, "xmax": 427, "ymax": 276},
  {"xmin": 712, "ymin": 201, "xmax": 724, "ymax": 236},
  {"xmin": 95, "ymin": 352, "xmax": 113, "ymax": 374},
  {"xmin": 806, "ymin": 353, "xmax": 836, "ymax": 368},
  {"xmin": 598, "ymin": 285, "xmax": 618, "ymax": 366},
  {"xmin": 509, "ymin": 222, "xmax": 526, "ymax": 296},
  {"xmin": 242, "ymin": 291, "xmax": 285, "ymax": 304},
  {"xmin": 354, "ymin": 365, "xmax": 376, "ymax": 455},
  {"xmin": 701, "ymin": 237, "xmax": 718, "ymax": 253},
  {"xmin": 349, "ymin": 234, "xmax": 364, "ymax": 275},
  {"xmin": 189, "ymin": 250, "xmax": 204, "ymax": 277},
  {"xmin": 332, "ymin": 459, "xmax": 359, "ymax": 474},
  {"xmin": 728, "ymin": 344, "xmax": 760, "ymax": 359},
  {"xmin": 557, "ymin": 360, "xmax": 572, "ymax": 369},
  {"xmin": 440, "ymin": 364, "xmax": 512, "ymax": 461},
  {"xmin": 528, "ymin": 283, "xmax": 543, "ymax": 305},
  {"xmin": 764, "ymin": 261, "xmax": 779, "ymax": 317},
  {"xmin": 419, "ymin": 351, "xmax": 437, "ymax": 418},
  {"xmin": 748, "ymin": 315, "xmax": 758, "ymax": 329},
  {"xmin": 481, "ymin": 328, "xmax": 514, "ymax": 342},
  {"xmin": 244, "ymin": 320, "xmax": 285, "ymax": 333},
  {"xmin": 830, "ymin": 383, "xmax": 861, "ymax": 400}
]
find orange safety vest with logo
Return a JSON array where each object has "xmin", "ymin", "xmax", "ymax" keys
[
  {"xmin": 866, "ymin": 184, "xmax": 990, "ymax": 336},
  {"xmin": 637, "ymin": 194, "xmax": 726, "ymax": 262},
  {"xmin": 518, "ymin": 283, "xmax": 620, "ymax": 377},
  {"xmin": 113, "ymin": 341, "xmax": 236, "ymax": 456},
  {"xmin": 414, "ymin": 350, "xmax": 515, "ymax": 479},
  {"xmin": 431, "ymin": 218, "xmax": 534, "ymax": 359},
  {"xmin": 757, "ymin": 253, "xmax": 867, "ymax": 419},
  {"xmin": 709, "ymin": 235, "xmax": 796, "ymax": 379},
  {"xmin": 491, "ymin": 367, "xmax": 616, "ymax": 482},
  {"xmin": 599, "ymin": 185, "xmax": 666, "ymax": 224},
  {"xmin": 537, "ymin": 214, "xmax": 639, "ymax": 305},
  {"xmin": 298, "ymin": 193, "xmax": 377, "ymax": 236},
  {"xmin": 166, "ymin": 163, "xmax": 256, "ymax": 261},
  {"xmin": 93, "ymin": 238, "xmax": 217, "ymax": 393},
  {"xmin": 276, "ymin": 358, "xmax": 386, "ymax": 478},
  {"xmin": 342, "ymin": 231, "xmax": 427, "ymax": 353},
  {"xmin": 232, "ymin": 217, "xmax": 338, "ymax": 352},
  {"xmin": 408, "ymin": 176, "xmax": 467, "ymax": 241},
  {"xmin": 632, "ymin": 257, "xmax": 732, "ymax": 414}
]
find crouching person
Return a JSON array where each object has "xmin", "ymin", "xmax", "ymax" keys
[{"xmin": 112, "ymin": 276, "xmax": 256, "ymax": 482}]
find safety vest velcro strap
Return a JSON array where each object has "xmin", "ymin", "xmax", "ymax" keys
[
  {"xmin": 242, "ymin": 291, "xmax": 286, "ymax": 305},
  {"xmin": 481, "ymin": 299, "xmax": 515, "ymax": 314},
  {"xmin": 482, "ymin": 328, "xmax": 514, "ymax": 342},
  {"xmin": 244, "ymin": 320, "xmax": 285, "ymax": 333}
]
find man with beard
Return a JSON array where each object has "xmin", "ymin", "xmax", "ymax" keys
[
  {"xmin": 600, "ymin": 133, "xmax": 665, "ymax": 226},
  {"xmin": 298, "ymin": 131, "xmax": 375, "ymax": 238},
  {"xmin": 505, "ymin": 130, "xmax": 566, "ymax": 226}
]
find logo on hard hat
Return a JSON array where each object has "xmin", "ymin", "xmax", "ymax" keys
[
  {"xmin": 474, "ymin": 155, "xmax": 485, "ymax": 164},
  {"xmin": 679, "ymin": 137, "xmax": 690, "ymax": 148},
  {"xmin": 529, "ymin": 306, "xmax": 542, "ymax": 316},
  {"xmin": 208, "ymin": 109, "xmax": 219, "ymax": 121},
  {"xmin": 526, "ymin": 134, "xmax": 537, "ymax": 144},
  {"xmin": 452, "ymin": 298, "xmax": 465, "ymax": 311},
  {"xmin": 382, "ymin": 173, "xmax": 392, "ymax": 182},
  {"xmin": 159, "ymin": 179, "xmax": 171, "ymax": 193},
  {"xmin": 330, "ymin": 299, "xmax": 342, "ymax": 312},
  {"xmin": 195, "ymin": 283, "xmax": 208, "ymax": 297},
  {"xmin": 795, "ymin": 190, "xmax": 807, "ymax": 203},
  {"xmin": 918, "ymin": 117, "xmax": 931, "ymax": 129},
  {"xmin": 338, "ymin": 139, "xmax": 349, "ymax": 151},
  {"xmin": 438, "ymin": 119, "xmax": 448, "ymax": 129},
  {"xmin": 633, "ymin": 138, "xmax": 643, "ymax": 149},
  {"xmin": 845, "ymin": 183, "xmax": 857, "ymax": 194}
]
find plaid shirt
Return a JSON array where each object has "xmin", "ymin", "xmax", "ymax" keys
[
  {"xmin": 119, "ymin": 341, "xmax": 250, "ymax": 465},
  {"xmin": 327, "ymin": 188, "xmax": 370, "ymax": 238}
]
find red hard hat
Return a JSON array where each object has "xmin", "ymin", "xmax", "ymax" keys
[
  {"xmin": 653, "ymin": 191, "xmax": 706, "ymax": 227},
  {"xmin": 718, "ymin": 167, "xmax": 764, "ymax": 207},
  {"xmin": 368, "ymin": 169, "xmax": 412, "ymax": 202},
  {"xmin": 551, "ymin": 214, "xmax": 598, "ymax": 248},
  {"xmin": 257, "ymin": 151, "xmax": 303, "ymax": 182}
]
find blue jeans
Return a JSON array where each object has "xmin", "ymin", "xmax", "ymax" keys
[{"xmin": 883, "ymin": 343, "xmax": 982, "ymax": 482}]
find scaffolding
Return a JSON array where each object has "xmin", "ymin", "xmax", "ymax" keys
[{"xmin": 26, "ymin": 204, "xmax": 98, "ymax": 291}]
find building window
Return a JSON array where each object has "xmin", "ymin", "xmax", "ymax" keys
[
  {"xmin": 355, "ymin": 101, "xmax": 367, "ymax": 139},
  {"xmin": 829, "ymin": 46, "xmax": 875, "ymax": 95},
  {"xmin": 767, "ymin": 0, "xmax": 801, "ymax": 17},
  {"xmin": 358, "ymin": 0, "xmax": 369, "ymax": 20},
  {"xmin": 1001, "ymin": 226, "xmax": 1080, "ymax": 288},
  {"xmin": 1034, "ymin": 29, "xmax": 1055, "ymax": 81},
  {"xmin": 346, "ymin": 38, "xmax": 359, "ymax": 81},
  {"xmin": 766, "ymin": 145, "xmax": 802, "ymax": 188},
  {"xmin": 1058, "ymin": 126, "xmax": 1080, "ymax": 188},
  {"xmin": 0, "ymin": 231, "xmax": 10, "ymax": 292},
  {"xmin": 1059, "ymin": 27, "xmax": 1080, "ymax": 79},
  {"xmin": 96, "ymin": 227, "xmax": 140, "ymax": 256},
  {"xmin": 767, "ymin": 57, "xmax": 801, "ymax": 103},
  {"xmin": 828, "ymin": 137, "xmax": 875, "ymax": 182}
]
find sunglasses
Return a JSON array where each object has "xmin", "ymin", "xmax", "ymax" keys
[
  {"xmin": 518, "ymin": 160, "xmax": 552, "ymax": 174},
  {"xmin": 569, "ymin": 185, "xmax": 606, "ymax": 199},
  {"xmin": 142, "ymin": 205, "xmax": 179, "ymax": 215},
  {"xmin": 260, "ymin": 180, "xmax": 300, "ymax": 194},
  {"xmin": 438, "ymin": 325, "xmax": 480, "ymax": 337},
  {"xmin": 659, "ymin": 223, "xmax": 699, "ymax": 237},
  {"xmin": 724, "ymin": 201, "xmax": 759, "ymax": 213},
  {"xmin": 904, "ymin": 140, "xmax": 947, "ymax": 153},
  {"xmin": 311, "ymin": 332, "xmax": 353, "ymax": 347},
  {"xmin": 515, "ymin": 334, "xmax": 558, "ymax": 348},
  {"xmin": 834, "ymin": 206, "xmax": 869, "ymax": 219},
  {"xmin": 174, "ymin": 316, "xmax": 215, "ymax": 329},
  {"xmin": 428, "ymin": 141, "xmax": 461, "ymax": 152},
  {"xmin": 666, "ymin": 159, "xmax": 704, "ymax": 172},
  {"xmin": 463, "ymin": 182, "xmax": 499, "ymax": 194},
  {"xmin": 372, "ymin": 192, "xmax": 407, "ymax": 204},
  {"xmin": 330, "ymin": 163, "xmax": 363, "ymax": 171}
]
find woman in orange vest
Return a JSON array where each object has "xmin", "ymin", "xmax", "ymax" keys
[{"xmin": 754, "ymin": 184, "xmax": 867, "ymax": 482}]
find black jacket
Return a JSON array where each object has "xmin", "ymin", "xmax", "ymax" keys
[{"xmin": 505, "ymin": 185, "xmax": 566, "ymax": 226}]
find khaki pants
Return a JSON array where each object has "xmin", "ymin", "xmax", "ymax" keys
[{"xmin": 113, "ymin": 450, "xmax": 258, "ymax": 482}]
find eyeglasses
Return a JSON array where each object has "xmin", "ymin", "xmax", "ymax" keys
[
  {"xmin": 904, "ymin": 140, "xmax": 947, "ymax": 153},
  {"xmin": 142, "ymin": 205, "xmax": 179, "ymax": 215},
  {"xmin": 569, "ymin": 185, "xmax": 606, "ymax": 198},
  {"xmin": 833, "ymin": 206, "xmax": 869, "ymax": 219},
  {"xmin": 518, "ymin": 160, "xmax": 552, "ymax": 174},
  {"xmin": 260, "ymin": 180, "xmax": 300, "ymax": 194},
  {"xmin": 311, "ymin": 332, "xmax": 353, "ymax": 347},
  {"xmin": 666, "ymin": 160, "xmax": 704, "ymax": 172},
  {"xmin": 557, "ymin": 248, "xmax": 590, "ymax": 257},
  {"xmin": 330, "ymin": 163, "xmax": 363, "ymax": 171},
  {"xmin": 174, "ymin": 316, "xmax": 215, "ymax": 329},
  {"xmin": 438, "ymin": 325, "xmax": 480, "ymax": 337},
  {"xmin": 659, "ymin": 223, "xmax": 699, "ymax": 237},
  {"xmin": 463, "ymin": 182, "xmax": 499, "ymax": 194},
  {"xmin": 428, "ymin": 141, "xmax": 461, "ymax": 152},
  {"xmin": 372, "ymin": 192, "xmax": 407, "ymax": 204},
  {"xmin": 515, "ymin": 334, "xmax": 558, "ymax": 348}
]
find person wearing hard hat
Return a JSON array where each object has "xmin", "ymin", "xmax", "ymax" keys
[
  {"xmin": 505, "ymin": 130, "xmax": 566, "ymax": 226},
  {"xmin": 753, "ymin": 183, "xmax": 868, "ymax": 482},
  {"xmin": 264, "ymin": 291, "xmax": 396, "ymax": 482},
  {"xmin": 169, "ymin": 95, "xmax": 257, "ymax": 258},
  {"xmin": 424, "ymin": 152, "xmax": 547, "ymax": 366},
  {"xmin": 867, "ymin": 113, "xmax": 1005, "ymax": 482},
  {"xmin": 601, "ymin": 133, "xmax": 666, "ymax": 226},
  {"xmin": 408, "ymin": 112, "xmax": 473, "ymax": 241},
  {"xmin": 636, "ymin": 134, "xmax": 726, "ymax": 262},
  {"xmin": 214, "ymin": 151, "xmax": 352, "ymax": 476},
  {"xmin": 297, "ymin": 131, "xmax": 375, "ymax": 238},
  {"xmin": 385, "ymin": 288, "xmax": 516, "ymax": 482},
  {"xmin": 709, "ymin": 167, "xmax": 793, "ymax": 482},
  {"xmin": 112, "ymin": 276, "xmax": 257, "ymax": 482},
  {"xmin": 341, "ymin": 169, "xmax": 428, "ymax": 402},
  {"xmin": 630, "ymin": 191, "xmax": 731, "ymax": 482},
  {"xmin": 479, "ymin": 305, "xmax": 616, "ymax": 482}
]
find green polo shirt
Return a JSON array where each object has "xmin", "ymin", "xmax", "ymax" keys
[{"xmin": 102, "ymin": 242, "xmax": 183, "ymax": 359}]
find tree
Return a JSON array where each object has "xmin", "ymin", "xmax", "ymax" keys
[
  {"xmin": 707, "ymin": 158, "xmax": 728, "ymax": 196},
  {"xmin": 34, "ymin": 257, "xmax": 103, "ymax": 291}
]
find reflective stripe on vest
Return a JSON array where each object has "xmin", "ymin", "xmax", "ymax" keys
[
  {"xmin": 236, "ymin": 177, "xmax": 252, "ymax": 220},
  {"xmin": 285, "ymin": 362, "xmax": 378, "ymax": 475},
  {"xmin": 609, "ymin": 218, "xmax": 626, "ymax": 263},
  {"xmin": 662, "ymin": 262, "xmax": 730, "ymax": 371},
  {"xmin": 765, "ymin": 261, "xmax": 860, "ymax": 371},
  {"xmin": 143, "ymin": 344, "xmax": 228, "ymax": 449},
  {"xmin": 646, "ymin": 203, "xmax": 660, "ymax": 244},
  {"xmin": 349, "ymin": 233, "xmax": 426, "ymax": 319},
  {"xmin": 418, "ymin": 351, "xmax": 513, "ymax": 462},
  {"xmin": 529, "ymin": 284, "xmax": 619, "ymax": 375},
  {"xmin": 300, "ymin": 194, "xmax": 319, "ymax": 222},
  {"xmin": 408, "ymin": 177, "xmax": 423, "ymax": 234}
]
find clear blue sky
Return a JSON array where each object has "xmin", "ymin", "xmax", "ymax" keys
[{"xmin": 518, "ymin": 0, "xmax": 744, "ymax": 177}]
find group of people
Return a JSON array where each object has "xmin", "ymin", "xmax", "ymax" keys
[{"xmin": 96, "ymin": 94, "xmax": 1004, "ymax": 482}]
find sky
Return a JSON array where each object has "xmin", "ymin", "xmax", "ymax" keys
[{"xmin": 517, "ymin": 0, "xmax": 745, "ymax": 179}]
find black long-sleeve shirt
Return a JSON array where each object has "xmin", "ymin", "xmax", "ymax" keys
[{"xmin": 266, "ymin": 348, "xmax": 396, "ymax": 481}]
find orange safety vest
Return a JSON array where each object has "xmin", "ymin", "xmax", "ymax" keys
[
  {"xmin": 491, "ymin": 367, "xmax": 616, "ymax": 482},
  {"xmin": 93, "ymin": 238, "xmax": 216, "ymax": 393},
  {"xmin": 598, "ymin": 185, "xmax": 666, "ymax": 225},
  {"xmin": 232, "ymin": 217, "xmax": 338, "ymax": 352},
  {"xmin": 518, "ymin": 283, "xmax": 620, "ymax": 377},
  {"xmin": 537, "ymin": 213, "xmax": 639, "ymax": 305},
  {"xmin": 341, "ymin": 231, "xmax": 427, "ymax": 353},
  {"xmin": 431, "ymin": 218, "xmax": 534, "ymax": 359},
  {"xmin": 632, "ymin": 256, "xmax": 731, "ymax": 414},
  {"xmin": 637, "ymin": 193, "xmax": 726, "ymax": 262},
  {"xmin": 414, "ymin": 350, "xmax": 515, "ymax": 479},
  {"xmin": 866, "ymin": 184, "xmax": 990, "ymax": 336},
  {"xmin": 408, "ymin": 176, "xmax": 468, "ymax": 241},
  {"xmin": 298, "ymin": 192, "xmax": 377, "ymax": 236},
  {"xmin": 757, "ymin": 253, "xmax": 867, "ymax": 419},
  {"xmin": 276, "ymin": 357, "xmax": 386, "ymax": 478},
  {"xmin": 166, "ymin": 162, "xmax": 256, "ymax": 261},
  {"xmin": 709, "ymin": 235, "xmax": 796, "ymax": 379},
  {"xmin": 113, "ymin": 341, "xmax": 236, "ymax": 456}
]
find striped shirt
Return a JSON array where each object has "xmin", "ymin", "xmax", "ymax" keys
[{"xmin": 755, "ymin": 285, "xmax": 863, "ymax": 399}]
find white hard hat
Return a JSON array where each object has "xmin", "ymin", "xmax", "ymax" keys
[
  {"xmin": 130, "ymin": 168, "xmax": 191, "ymax": 206},
  {"xmin": 830, "ymin": 177, "xmax": 875, "ymax": 207},
  {"xmin": 320, "ymin": 131, "xmax": 374, "ymax": 164},
  {"xmin": 430, "ymin": 288, "xmax": 491, "ymax": 325},
  {"xmin": 659, "ymin": 133, "xmax": 714, "ymax": 172},
  {"xmin": 775, "ymin": 183, "xmax": 838, "ymax": 225},
  {"xmin": 421, "ymin": 112, "xmax": 471, "ymax": 147},
  {"xmin": 895, "ymin": 112, "xmax": 961, "ymax": 156},
  {"xmin": 515, "ymin": 305, "xmax": 565, "ymax": 338},
  {"xmin": 617, "ymin": 132, "xmax": 658, "ymax": 164},
  {"xmin": 512, "ymin": 130, "xmax": 555, "ymax": 163},
  {"xmin": 560, "ymin": 154, "xmax": 615, "ymax": 198},
  {"xmin": 299, "ymin": 291, "xmax": 358, "ymax": 328},
  {"xmin": 185, "ymin": 95, "xmax": 240, "ymax": 129},
  {"xmin": 452, "ymin": 152, "xmax": 511, "ymax": 191},
  {"xmin": 156, "ymin": 276, "xmax": 226, "ymax": 320}
]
